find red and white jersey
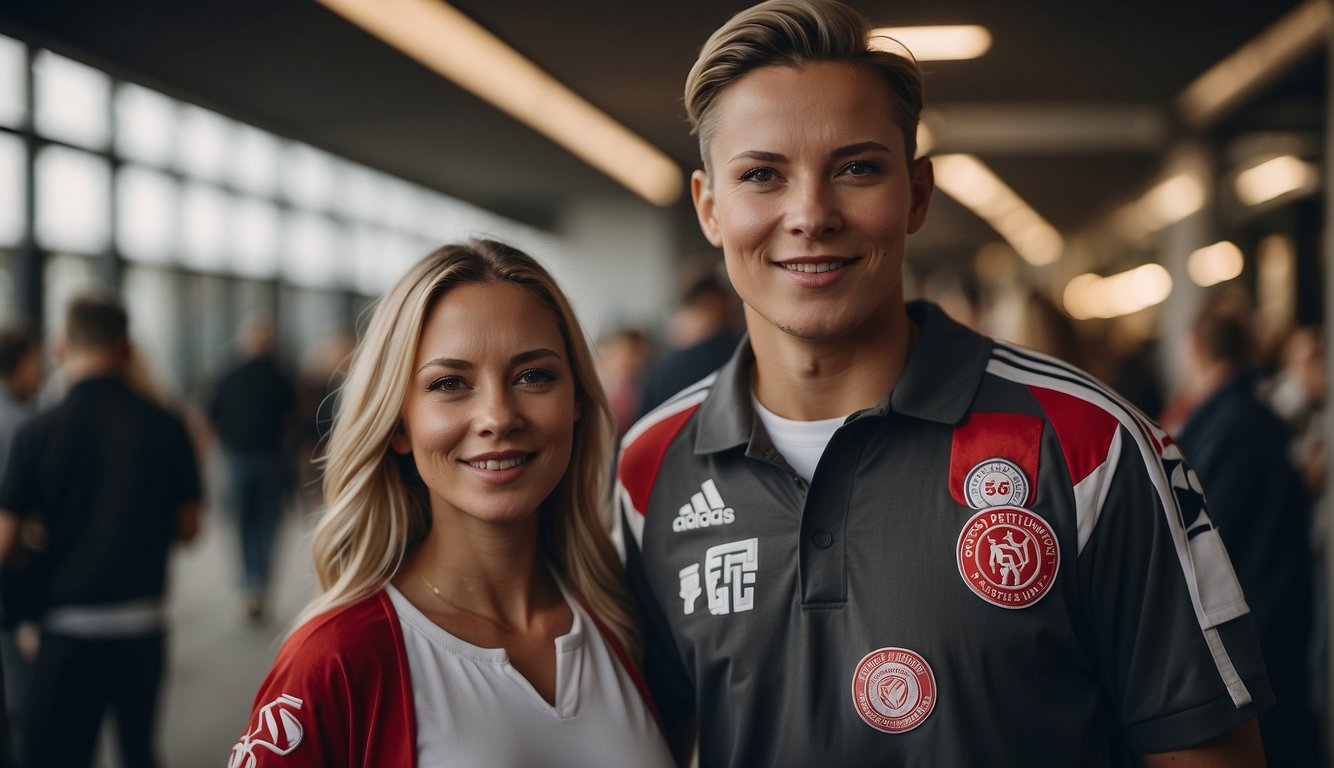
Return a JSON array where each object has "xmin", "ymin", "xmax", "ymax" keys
[
  {"xmin": 231, "ymin": 587, "xmax": 669, "ymax": 768},
  {"xmin": 617, "ymin": 300, "xmax": 1272, "ymax": 767}
]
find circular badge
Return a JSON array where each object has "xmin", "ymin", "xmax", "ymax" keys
[
  {"xmin": 851, "ymin": 647, "xmax": 937, "ymax": 734},
  {"xmin": 964, "ymin": 458, "xmax": 1030, "ymax": 509},
  {"xmin": 956, "ymin": 506, "xmax": 1059, "ymax": 609}
]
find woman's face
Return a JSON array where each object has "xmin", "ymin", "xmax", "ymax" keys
[
  {"xmin": 391, "ymin": 281, "xmax": 579, "ymax": 529},
  {"xmin": 691, "ymin": 62, "xmax": 933, "ymax": 345}
]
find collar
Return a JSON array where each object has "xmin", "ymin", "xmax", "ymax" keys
[{"xmin": 694, "ymin": 300, "xmax": 993, "ymax": 456}]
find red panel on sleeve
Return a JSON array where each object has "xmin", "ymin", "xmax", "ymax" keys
[
  {"xmin": 949, "ymin": 412, "xmax": 1043, "ymax": 507},
  {"xmin": 618, "ymin": 405, "xmax": 700, "ymax": 516},
  {"xmin": 1028, "ymin": 386, "xmax": 1120, "ymax": 486}
]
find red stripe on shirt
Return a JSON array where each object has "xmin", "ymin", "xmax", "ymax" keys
[
  {"xmin": 618, "ymin": 405, "xmax": 700, "ymax": 516},
  {"xmin": 1028, "ymin": 386, "xmax": 1120, "ymax": 486}
]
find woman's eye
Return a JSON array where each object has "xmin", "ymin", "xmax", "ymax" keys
[
  {"xmin": 427, "ymin": 376, "xmax": 467, "ymax": 392},
  {"xmin": 516, "ymin": 368, "xmax": 556, "ymax": 386},
  {"xmin": 739, "ymin": 167, "xmax": 778, "ymax": 183},
  {"xmin": 841, "ymin": 160, "xmax": 881, "ymax": 177}
]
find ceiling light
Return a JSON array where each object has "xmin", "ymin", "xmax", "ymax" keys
[
  {"xmin": 317, "ymin": 0, "xmax": 683, "ymax": 206},
  {"xmin": 1178, "ymin": 0, "xmax": 1330, "ymax": 127},
  {"xmin": 1187, "ymin": 241, "xmax": 1244, "ymax": 287},
  {"xmin": 870, "ymin": 25, "xmax": 992, "ymax": 61},
  {"xmin": 933, "ymin": 154, "xmax": 1063, "ymax": 265},
  {"xmin": 1063, "ymin": 265, "xmax": 1172, "ymax": 320},
  {"xmin": 1234, "ymin": 155, "xmax": 1316, "ymax": 206}
]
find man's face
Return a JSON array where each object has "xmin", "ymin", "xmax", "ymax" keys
[{"xmin": 692, "ymin": 62, "xmax": 933, "ymax": 345}]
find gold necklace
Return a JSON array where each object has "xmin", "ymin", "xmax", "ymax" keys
[{"xmin": 419, "ymin": 573, "xmax": 450, "ymax": 605}]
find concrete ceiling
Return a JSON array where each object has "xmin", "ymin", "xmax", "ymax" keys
[{"xmin": 0, "ymin": 0, "xmax": 1320, "ymax": 273}]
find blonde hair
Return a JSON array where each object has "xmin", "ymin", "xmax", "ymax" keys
[
  {"xmin": 295, "ymin": 240, "xmax": 640, "ymax": 659},
  {"xmin": 685, "ymin": 0, "xmax": 924, "ymax": 171}
]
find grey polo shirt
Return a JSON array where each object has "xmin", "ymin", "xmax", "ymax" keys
[{"xmin": 617, "ymin": 300, "xmax": 1271, "ymax": 767}]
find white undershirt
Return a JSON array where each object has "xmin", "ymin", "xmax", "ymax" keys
[
  {"xmin": 386, "ymin": 584, "xmax": 674, "ymax": 768},
  {"xmin": 751, "ymin": 393, "xmax": 848, "ymax": 483}
]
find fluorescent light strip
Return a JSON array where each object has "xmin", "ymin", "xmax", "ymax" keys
[
  {"xmin": 1234, "ymin": 155, "xmax": 1317, "ymax": 206},
  {"xmin": 1178, "ymin": 0, "xmax": 1330, "ymax": 127},
  {"xmin": 1187, "ymin": 241, "xmax": 1244, "ymax": 287},
  {"xmin": 317, "ymin": 0, "xmax": 683, "ymax": 206},
  {"xmin": 869, "ymin": 25, "xmax": 992, "ymax": 61},
  {"xmin": 1063, "ymin": 264, "xmax": 1173, "ymax": 320},
  {"xmin": 932, "ymin": 153, "xmax": 1063, "ymax": 265}
]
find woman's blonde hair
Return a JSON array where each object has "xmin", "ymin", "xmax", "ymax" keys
[
  {"xmin": 685, "ymin": 0, "xmax": 923, "ymax": 171},
  {"xmin": 295, "ymin": 239, "xmax": 639, "ymax": 659}
]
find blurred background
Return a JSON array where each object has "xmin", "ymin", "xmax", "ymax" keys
[{"xmin": 0, "ymin": 0, "xmax": 1329, "ymax": 765}]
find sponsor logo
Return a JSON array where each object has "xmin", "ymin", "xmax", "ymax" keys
[
  {"xmin": 677, "ymin": 538, "xmax": 758, "ymax": 615},
  {"xmin": 964, "ymin": 458, "xmax": 1030, "ymax": 509},
  {"xmin": 851, "ymin": 647, "xmax": 936, "ymax": 734},
  {"xmin": 673, "ymin": 479, "xmax": 736, "ymax": 532},
  {"xmin": 957, "ymin": 506, "xmax": 1059, "ymax": 609},
  {"xmin": 229, "ymin": 694, "xmax": 305, "ymax": 768}
]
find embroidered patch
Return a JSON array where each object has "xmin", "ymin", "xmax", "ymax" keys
[
  {"xmin": 956, "ymin": 506, "xmax": 1059, "ymax": 609},
  {"xmin": 948, "ymin": 412, "xmax": 1041, "ymax": 509},
  {"xmin": 230, "ymin": 693, "xmax": 305, "ymax": 768},
  {"xmin": 851, "ymin": 647, "xmax": 937, "ymax": 734},
  {"xmin": 964, "ymin": 458, "xmax": 1030, "ymax": 509}
]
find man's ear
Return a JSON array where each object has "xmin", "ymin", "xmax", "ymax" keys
[
  {"xmin": 389, "ymin": 422, "xmax": 411, "ymax": 455},
  {"xmin": 691, "ymin": 169, "xmax": 723, "ymax": 248},
  {"xmin": 907, "ymin": 156, "xmax": 934, "ymax": 235}
]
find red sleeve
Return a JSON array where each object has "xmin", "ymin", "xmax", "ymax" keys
[{"xmin": 229, "ymin": 593, "xmax": 415, "ymax": 767}]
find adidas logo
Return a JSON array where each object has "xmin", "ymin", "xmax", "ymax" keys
[{"xmin": 673, "ymin": 479, "xmax": 736, "ymax": 532}]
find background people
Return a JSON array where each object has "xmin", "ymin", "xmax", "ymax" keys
[
  {"xmin": 636, "ymin": 270, "xmax": 740, "ymax": 419},
  {"xmin": 231, "ymin": 241, "xmax": 671, "ymax": 766},
  {"xmin": 0, "ymin": 293, "xmax": 201, "ymax": 768},
  {"xmin": 1176, "ymin": 295, "xmax": 1321, "ymax": 767},
  {"xmin": 617, "ymin": 2, "xmax": 1269, "ymax": 765},
  {"xmin": 208, "ymin": 313, "xmax": 297, "ymax": 623}
]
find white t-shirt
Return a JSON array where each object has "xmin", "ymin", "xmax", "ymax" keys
[
  {"xmin": 386, "ymin": 584, "xmax": 674, "ymax": 768},
  {"xmin": 751, "ymin": 393, "xmax": 848, "ymax": 483}
]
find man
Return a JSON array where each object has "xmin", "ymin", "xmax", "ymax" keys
[
  {"xmin": 616, "ymin": 1, "xmax": 1270, "ymax": 765},
  {"xmin": 0, "ymin": 294, "xmax": 201, "ymax": 768},
  {"xmin": 209, "ymin": 313, "xmax": 295, "ymax": 622},
  {"xmin": 1176, "ymin": 297, "xmax": 1319, "ymax": 768}
]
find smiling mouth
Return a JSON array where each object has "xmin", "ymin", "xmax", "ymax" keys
[
  {"xmin": 782, "ymin": 261, "xmax": 850, "ymax": 274},
  {"xmin": 466, "ymin": 455, "xmax": 531, "ymax": 471}
]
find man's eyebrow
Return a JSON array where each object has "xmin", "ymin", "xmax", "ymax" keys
[
  {"xmin": 832, "ymin": 141, "xmax": 893, "ymax": 158},
  {"xmin": 728, "ymin": 149, "xmax": 786, "ymax": 164}
]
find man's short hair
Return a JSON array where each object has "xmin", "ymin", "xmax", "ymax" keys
[
  {"xmin": 1192, "ymin": 294, "xmax": 1253, "ymax": 368},
  {"xmin": 0, "ymin": 328, "xmax": 38, "ymax": 377},
  {"xmin": 65, "ymin": 293, "xmax": 128, "ymax": 352},
  {"xmin": 684, "ymin": 0, "xmax": 924, "ymax": 171}
]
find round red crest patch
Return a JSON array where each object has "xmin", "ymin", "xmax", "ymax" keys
[
  {"xmin": 957, "ymin": 505, "xmax": 1059, "ymax": 609},
  {"xmin": 851, "ymin": 647, "xmax": 936, "ymax": 734}
]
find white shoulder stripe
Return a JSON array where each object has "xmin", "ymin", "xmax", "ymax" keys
[
  {"xmin": 987, "ymin": 351, "xmax": 1253, "ymax": 708},
  {"xmin": 620, "ymin": 376, "xmax": 714, "ymax": 451},
  {"xmin": 1072, "ymin": 428, "xmax": 1121, "ymax": 554},
  {"xmin": 617, "ymin": 482, "xmax": 646, "ymax": 553}
]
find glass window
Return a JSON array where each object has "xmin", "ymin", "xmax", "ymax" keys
[
  {"xmin": 177, "ymin": 105, "xmax": 232, "ymax": 183},
  {"xmin": 43, "ymin": 253, "xmax": 100, "ymax": 346},
  {"xmin": 231, "ymin": 196, "xmax": 280, "ymax": 279},
  {"xmin": 123, "ymin": 265, "xmax": 185, "ymax": 400},
  {"xmin": 231, "ymin": 125, "xmax": 280, "ymax": 196},
  {"xmin": 115, "ymin": 84, "xmax": 177, "ymax": 168},
  {"xmin": 180, "ymin": 182, "xmax": 230, "ymax": 271},
  {"xmin": 35, "ymin": 145, "xmax": 110, "ymax": 254},
  {"xmin": 281, "ymin": 143, "xmax": 337, "ymax": 211},
  {"xmin": 336, "ymin": 163, "xmax": 385, "ymax": 221},
  {"xmin": 0, "ymin": 134, "xmax": 26, "ymax": 247},
  {"xmin": 349, "ymin": 226, "xmax": 417, "ymax": 295},
  {"xmin": 0, "ymin": 35, "xmax": 26, "ymax": 129},
  {"xmin": 283, "ymin": 212, "xmax": 340, "ymax": 288},
  {"xmin": 33, "ymin": 50, "xmax": 110, "ymax": 149},
  {"xmin": 117, "ymin": 165, "xmax": 178, "ymax": 264}
]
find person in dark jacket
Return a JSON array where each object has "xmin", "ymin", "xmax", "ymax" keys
[
  {"xmin": 1177, "ymin": 294, "xmax": 1320, "ymax": 768},
  {"xmin": 209, "ymin": 314, "xmax": 296, "ymax": 622}
]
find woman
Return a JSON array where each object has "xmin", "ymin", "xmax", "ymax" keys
[{"xmin": 230, "ymin": 240, "xmax": 673, "ymax": 767}]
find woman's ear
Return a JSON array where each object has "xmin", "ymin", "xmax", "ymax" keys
[{"xmin": 390, "ymin": 422, "xmax": 411, "ymax": 455}]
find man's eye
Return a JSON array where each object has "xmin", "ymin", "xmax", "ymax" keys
[
  {"xmin": 841, "ymin": 160, "xmax": 880, "ymax": 177},
  {"xmin": 739, "ymin": 167, "xmax": 777, "ymax": 183}
]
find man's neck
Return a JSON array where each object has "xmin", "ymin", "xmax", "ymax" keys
[
  {"xmin": 62, "ymin": 350, "xmax": 124, "ymax": 383},
  {"xmin": 748, "ymin": 304, "xmax": 916, "ymax": 421}
]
